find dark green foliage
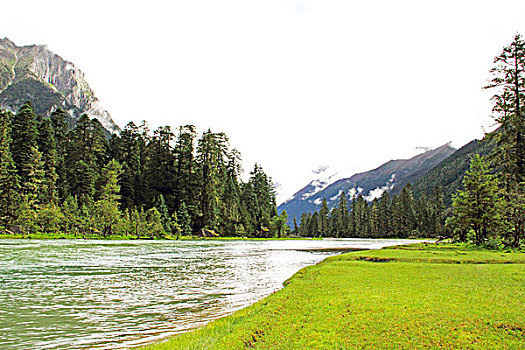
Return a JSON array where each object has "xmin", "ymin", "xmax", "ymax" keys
[
  {"xmin": 412, "ymin": 140, "xmax": 493, "ymax": 205},
  {"xmin": 300, "ymin": 183, "xmax": 447, "ymax": 239},
  {"xmin": 0, "ymin": 78, "xmax": 63, "ymax": 116},
  {"xmin": 0, "ymin": 110, "xmax": 20, "ymax": 226},
  {"xmin": 37, "ymin": 115, "xmax": 58, "ymax": 204},
  {"xmin": 447, "ymin": 155, "xmax": 502, "ymax": 245},
  {"xmin": 10, "ymin": 102, "xmax": 40, "ymax": 193},
  {"xmin": 0, "ymin": 103, "xmax": 278, "ymax": 238}
]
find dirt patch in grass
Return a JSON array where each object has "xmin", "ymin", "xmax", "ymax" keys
[{"xmin": 356, "ymin": 256, "xmax": 396, "ymax": 263}]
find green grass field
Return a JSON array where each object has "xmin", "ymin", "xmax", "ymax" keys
[{"xmin": 141, "ymin": 243, "xmax": 525, "ymax": 350}]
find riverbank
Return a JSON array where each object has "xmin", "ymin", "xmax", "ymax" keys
[
  {"xmin": 141, "ymin": 243, "xmax": 525, "ymax": 349},
  {"xmin": 0, "ymin": 233, "xmax": 318, "ymax": 240}
]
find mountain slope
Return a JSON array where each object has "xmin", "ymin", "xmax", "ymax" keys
[
  {"xmin": 0, "ymin": 38, "xmax": 119, "ymax": 133},
  {"xmin": 412, "ymin": 139, "xmax": 493, "ymax": 205},
  {"xmin": 278, "ymin": 143, "xmax": 456, "ymax": 224}
]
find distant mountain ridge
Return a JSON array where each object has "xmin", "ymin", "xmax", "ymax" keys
[
  {"xmin": 278, "ymin": 143, "xmax": 456, "ymax": 224},
  {"xmin": 0, "ymin": 38, "xmax": 119, "ymax": 133}
]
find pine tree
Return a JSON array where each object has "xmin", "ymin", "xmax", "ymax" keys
[
  {"xmin": 447, "ymin": 155, "xmax": 502, "ymax": 245},
  {"xmin": 155, "ymin": 194, "xmax": 172, "ymax": 234},
  {"xmin": 174, "ymin": 125, "xmax": 198, "ymax": 210},
  {"xmin": 271, "ymin": 210, "xmax": 288, "ymax": 238},
  {"xmin": 484, "ymin": 34, "xmax": 525, "ymax": 246},
  {"xmin": 0, "ymin": 111, "xmax": 20, "ymax": 227},
  {"xmin": 221, "ymin": 149, "xmax": 242, "ymax": 235},
  {"xmin": 243, "ymin": 163, "xmax": 277, "ymax": 235},
  {"xmin": 293, "ymin": 216, "xmax": 299, "ymax": 235},
  {"xmin": 37, "ymin": 116, "xmax": 58, "ymax": 204},
  {"xmin": 10, "ymin": 103, "xmax": 44, "ymax": 202},
  {"xmin": 146, "ymin": 207, "xmax": 165, "ymax": 238},
  {"xmin": 335, "ymin": 191, "xmax": 350, "ymax": 237},
  {"xmin": 50, "ymin": 108, "xmax": 72, "ymax": 202},
  {"xmin": 196, "ymin": 130, "xmax": 229, "ymax": 231},
  {"xmin": 484, "ymin": 34, "xmax": 525, "ymax": 184},
  {"xmin": 377, "ymin": 191, "xmax": 392, "ymax": 236},
  {"xmin": 94, "ymin": 159, "xmax": 123, "ymax": 237},
  {"xmin": 395, "ymin": 184, "xmax": 416, "ymax": 237},
  {"xmin": 143, "ymin": 126, "xmax": 176, "ymax": 209},
  {"xmin": 177, "ymin": 201, "xmax": 192, "ymax": 236},
  {"xmin": 318, "ymin": 198, "xmax": 330, "ymax": 237}
]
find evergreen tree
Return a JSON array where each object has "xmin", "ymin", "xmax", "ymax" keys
[
  {"xmin": 70, "ymin": 160, "xmax": 96, "ymax": 205},
  {"xmin": 484, "ymin": 34, "xmax": 525, "ymax": 247},
  {"xmin": 155, "ymin": 194, "xmax": 172, "ymax": 234},
  {"xmin": 377, "ymin": 191, "xmax": 392, "ymax": 236},
  {"xmin": 484, "ymin": 34, "xmax": 525, "ymax": 184},
  {"xmin": 177, "ymin": 201, "xmax": 192, "ymax": 236},
  {"xmin": 37, "ymin": 115, "xmax": 58, "ymax": 204},
  {"xmin": 447, "ymin": 155, "xmax": 502, "ymax": 245},
  {"xmin": 50, "ymin": 108, "xmax": 72, "ymax": 201},
  {"xmin": 174, "ymin": 125, "xmax": 198, "ymax": 210},
  {"xmin": 243, "ymin": 163, "xmax": 277, "ymax": 235},
  {"xmin": 293, "ymin": 216, "xmax": 299, "ymax": 235},
  {"xmin": 220, "ymin": 149, "xmax": 242, "ymax": 235},
  {"xmin": 335, "ymin": 191, "xmax": 350, "ymax": 237},
  {"xmin": 318, "ymin": 198, "xmax": 330, "ymax": 237},
  {"xmin": 271, "ymin": 210, "xmax": 288, "ymax": 238},
  {"xmin": 0, "ymin": 111, "xmax": 20, "ymax": 227},
  {"xmin": 94, "ymin": 159, "xmax": 123, "ymax": 237},
  {"xmin": 195, "ymin": 130, "xmax": 229, "ymax": 231},
  {"xmin": 10, "ymin": 103, "xmax": 44, "ymax": 202},
  {"xmin": 143, "ymin": 126, "xmax": 176, "ymax": 209},
  {"xmin": 395, "ymin": 184, "xmax": 416, "ymax": 237},
  {"xmin": 146, "ymin": 207, "xmax": 165, "ymax": 238}
]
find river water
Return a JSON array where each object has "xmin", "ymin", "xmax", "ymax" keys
[{"xmin": 0, "ymin": 238, "xmax": 417, "ymax": 349}]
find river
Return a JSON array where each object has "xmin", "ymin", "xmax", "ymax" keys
[{"xmin": 0, "ymin": 238, "xmax": 419, "ymax": 349}]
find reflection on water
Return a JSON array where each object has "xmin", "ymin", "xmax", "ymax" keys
[{"xmin": 0, "ymin": 238, "xmax": 418, "ymax": 349}]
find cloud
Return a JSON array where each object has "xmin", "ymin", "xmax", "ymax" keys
[{"xmin": 287, "ymin": 0, "xmax": 309, "ymax": 13}]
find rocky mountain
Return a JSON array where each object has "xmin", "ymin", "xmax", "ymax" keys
[
  {"xmin": 278, "ymin": 143, "xmax": 456, "ymax": 224},
  {"xmin": 0, "ymin": 38, "xmax": 119, "ymax": 133}
]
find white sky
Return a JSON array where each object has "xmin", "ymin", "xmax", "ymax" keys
[{"xmin": 2, "ymin": 0, "xmax": 525, "ymax": 203}]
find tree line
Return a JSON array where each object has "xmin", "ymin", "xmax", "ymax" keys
[
  {"xmin": 296, "ymin": 34, "xmax": 525, "ymax": 248},
  {"xmin": 294, "ymin": 184, "xmax": 446, "ymax": 239},
  {"xmin": 0, "ymin": 103, "xmax": 286, "ymax": 238}
]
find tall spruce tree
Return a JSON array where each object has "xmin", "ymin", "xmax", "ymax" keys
[
  {"xmin": 485, "ymin": 34, "xmax": 525, "ymax": 184},
  {"xmin": 484, "ymin": 34, "xmax": 525, "ymax": 246},
  {"xmin": 10, "ymin": 103, "xmax": 44, "ymax": 201},
  {"xmin": 37, "ymin": 116, "xmax": 58, "ymax": 204},
  {"xmin": 0, "ymin": 111, "xmax": 20, "ymax": 227},
  {"xmin": 447, "ymin": 155, "xmax": 501, "ymax": 245}
]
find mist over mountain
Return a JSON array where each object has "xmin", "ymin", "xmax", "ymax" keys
[
  {"xmin": 278, "ymin": 143, "xmax": 456, "ymax": 224},
  {"xmin": 0, "ymin": 38, "xmax": 119, "ymax": 133}
]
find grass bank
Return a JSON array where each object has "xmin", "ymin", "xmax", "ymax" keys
[{"xmin": 141, "ymin": 243, "xmax": 525, "ymax": 349}]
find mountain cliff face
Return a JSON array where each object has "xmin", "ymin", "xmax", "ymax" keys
[
  {"xmin": 278, "ymin": 143, "xmax": 456, "ymax": 224},
  {"xmin": 0, "ymin": 38, "xmax": 119, "ymax": 133}
]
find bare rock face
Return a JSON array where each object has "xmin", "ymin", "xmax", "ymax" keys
[{"xmin": 0, "ymin": 38, "xmax": 119, "ymax": 134}]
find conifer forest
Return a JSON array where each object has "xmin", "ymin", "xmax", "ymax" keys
[{"xmin": 0, "ymin": 103, "xmax": 283, "ymax": 238}]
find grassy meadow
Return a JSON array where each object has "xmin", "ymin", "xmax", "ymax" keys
[{"xmin": 141, "ymin": 243, "xmax": 525, "ymax": 350}]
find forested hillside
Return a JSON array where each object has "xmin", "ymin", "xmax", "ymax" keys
[
  {"xmin": 0, "ymin": 103, "xmax": 285, "ymax": 238},
  {"xmin": 412, "ymin": 140, "xmax": 493, "ymax": 205},
  {"xmin": 295, "ymin": 34, "xmax": 525, "ymax": 248},
  {"xmin": 279, "ymin": 143, "xmax": 455, "ymax": 225}
]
